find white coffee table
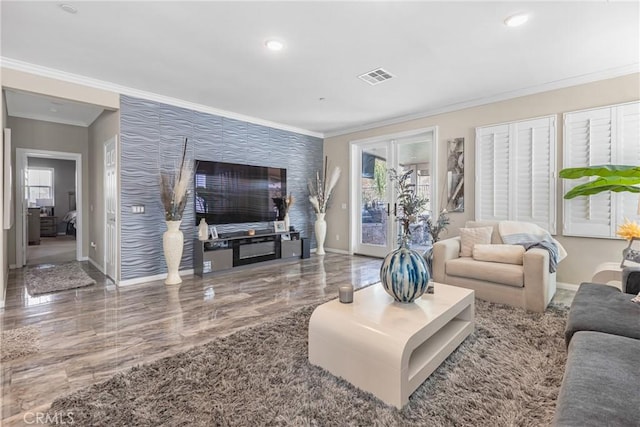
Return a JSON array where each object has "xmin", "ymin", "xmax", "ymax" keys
[{"xmin": 308, "ymin": 282, "xmax": 474, "ymax": 408}]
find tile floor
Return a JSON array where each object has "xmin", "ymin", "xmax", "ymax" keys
[{"xmin": 0, "ymin": 254, "xmax": 575, "ymax": 426}]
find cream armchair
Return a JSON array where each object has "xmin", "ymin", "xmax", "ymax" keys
[{"xmin": 432, "ymin": 220, "xmax": 556, "ymax": 312}]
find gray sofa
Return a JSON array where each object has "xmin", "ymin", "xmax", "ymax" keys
[{"xmin": 553, "ymin": 282, "xmax": 640, "ymax": 427}]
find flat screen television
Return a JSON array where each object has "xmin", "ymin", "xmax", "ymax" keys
[{"xmin": 194, "ymin": 160, "xmax": 286, "ymax": 225}]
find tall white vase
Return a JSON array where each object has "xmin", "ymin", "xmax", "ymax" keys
[
  {"xmin": 284, "ymin": 213, "xmax": 290, "ymax": 231},
  {"xmin": 315, "ymin": 212, "xmax": 327, "ymax": 255},
  {"xmin": 163, "ymin": 220, "xmax": 184, "ymax": 285}
]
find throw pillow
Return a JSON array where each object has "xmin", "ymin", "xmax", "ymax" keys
[
  {"xmin": 459, "ymin": 226, "xmax": 493, "ymax": 257},
  {"xmin": 473, "ymin": 244, "xmax": 525, "ymax": 265}
]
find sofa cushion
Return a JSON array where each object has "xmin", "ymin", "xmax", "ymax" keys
[
  {"xmin": 459, "ymin": 226, "xmax": 493, "ymax": 257},
  {"xmin": 565, "ymin": 283, "xmax": 640, "ymax": 345},
  {"xmin": 472, "ymin": 244, "xmax": 525, "ymax": 265},
  {"xmin": 445, "ymin": 257, "xmax": 524, "ymax": 287},
  {"xmin": 553, "ymin": 331, "xmax": 640, "ymax": 427},
  {"xmin": 465, "ymin": 220, "xmax": 503, "ymax": 244}
]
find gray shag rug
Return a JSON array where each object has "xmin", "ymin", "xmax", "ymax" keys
[
  {"xmin": 49, "ymin": 299, "xmax": 568, "ymax": 426},
  {"xmin": 25, "ymin": 262, "xmax": 96, "ymax": 296},
  {"xmin": 1, "ymin": 326, "xmax": 40, "ymax": 362}
]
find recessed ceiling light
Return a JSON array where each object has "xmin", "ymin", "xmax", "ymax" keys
[
  {"xmin": 265, "ymin": 39, "xmax": 284, "ymax": 51},
  {"xmin": 504, "ymin": 13, "xmax": 529, "ymax": 27},
  {"xmin": 59, "ymin": 3, "xmax": 78, "ymax": 14}
]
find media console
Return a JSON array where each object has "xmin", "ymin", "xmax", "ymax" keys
[{"xmin": 194, "ymin": 230, "xmax": 308, "ymax": 276}]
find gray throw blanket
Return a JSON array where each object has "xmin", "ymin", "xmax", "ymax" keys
[
  {"xmin": 498, "ymin": 221, "xmax": 567, "ymax": 273},
  {"xmin": 501, "ymin": 233, "xmax": 560, "ymax": 273}
]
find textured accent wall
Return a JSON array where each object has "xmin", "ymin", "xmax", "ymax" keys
[{"xmin": 120, "ymin": 95, "xmax": 323, "ymax": 280}]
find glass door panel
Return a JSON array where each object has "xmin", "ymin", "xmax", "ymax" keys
[
  {"xmin": 356, "ymin": 143, "xmax": 390, "ymax": 258},
  {"xmin": 395, "ymin": 133, "xmax": 434, "ymax": 253}
]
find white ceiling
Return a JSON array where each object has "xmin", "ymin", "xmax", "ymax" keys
[
  {"xmin": 1, "ymin": 1, "xmax": 639, "ymax": 137},
  {"xmin": 5, "ymin": 89, "xmax": 104, "ymax": 127}
]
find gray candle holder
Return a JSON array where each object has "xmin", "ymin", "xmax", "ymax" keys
[{"xmin": 339, "ymin": 285, "xmax": 354, "ymax": 303}]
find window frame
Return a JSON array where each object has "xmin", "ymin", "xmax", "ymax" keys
[{"xmin": 27, "ymin": 167, "xmax": 55, "ymax": 206}]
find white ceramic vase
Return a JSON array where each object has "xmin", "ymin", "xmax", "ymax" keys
[
  {"xmin": 284, "ymin": 213, "xmax": 290, "ymax": 231},
  {"xmin": 315, "ymin": 212, "xmax": 327, "ymax": 255},
  {"xmin": 163, "ymin": 220, "xmax": 184, "ymax": 285}
]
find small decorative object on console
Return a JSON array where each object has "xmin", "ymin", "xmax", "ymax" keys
[
  {"xmin": 209, "ymin": 226, "xmax": 218, "ymax": 240},
  {"xmin": 198, "ymin": 218, "xmax": 209, "ymax": 241},
  {"xmin": 339, "ymin": 285, "xmax": 354, "ymax": 303},
  {"xmin": 617, "ymin": 220, "xmax": 640, "ymax": 267},
  {"xmin": 274, "ymin": 221, "xmax": 286, "ymax": 233},
  {"xmin": 247, "ymin": 229, "xmax": 256, "ymax": 236}
]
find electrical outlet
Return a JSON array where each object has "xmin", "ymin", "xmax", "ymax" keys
[
  {"xmin": 131, "ymin": 205, "xmax": 146, "ymax": 214},
  {"xmin": 341, "ymin": 203, "xmax": 347, "ymax": 209},
  {"xmin": 336, "ymin": 234, "xmax": 340, "ymax": 241}
]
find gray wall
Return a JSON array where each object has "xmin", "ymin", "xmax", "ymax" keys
[
  {"xmin": 27, "ymin": 157, "xmax": 76, "ymax": 233},
  {"xmin": 119, "ymin": 95, "xmax": 323, "ymax": 280}
]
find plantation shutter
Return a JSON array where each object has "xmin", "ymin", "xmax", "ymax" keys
[
  {"xmin": 475, "ymin": 124, "xmax": 510, "ymax": 222},
  {"xmin": 513, "ymin": 117, "xmax": 556, "ymax": 232},
  {"xmin": 563, "ymin": 101, "xmax": 640, "ymax": 238},
  {"xmin": 617, "ymin": 102, "xmax": 640, "ymax": 226},
  {"xmin": 476, "ymin": 115, "xmax": 556, "ymax": 233}
]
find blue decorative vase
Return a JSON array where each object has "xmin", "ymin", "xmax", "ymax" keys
[{"xmin": 380, "ymin": 239, "xmax": 431, "ymax": 303}]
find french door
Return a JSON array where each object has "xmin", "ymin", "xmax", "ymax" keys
[{"xmin": 351, "ymin": 127, "xmax": 437, "ymax": 257}]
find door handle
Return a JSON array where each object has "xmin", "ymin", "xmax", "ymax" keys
[
  {"xmin": 387, "ymin": 203, "xmax": 390, "ymax": 217},
  {"xmin": 394, "ymin": 203, "xmax": 397, "ymax": 216}
]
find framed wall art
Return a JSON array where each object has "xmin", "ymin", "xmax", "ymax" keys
[{"xmin": 446, "ymin": 137, "xmax": 464, "ymax": 212}]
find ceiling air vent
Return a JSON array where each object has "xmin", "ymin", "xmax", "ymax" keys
[{"xmin": 358, "ymin": 68, "xmax": 394, "ymax": 86}]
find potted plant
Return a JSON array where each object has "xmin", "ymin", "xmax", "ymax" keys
[
  {"xmin": 379, "ymin": 169, "xmax": 432, "ymax": 303},
  {"xmin": 560, "ymin": 164, "xmax": 640, "ymax": 267}
]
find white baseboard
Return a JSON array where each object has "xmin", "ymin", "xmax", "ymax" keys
[
  {"xmin": 557, "ymin": 282, "xmax": 579, "ymax": 291},
  {"xmin": 0, "ymin": 276, "xmax": 7, "ymax": 308},
  {"xmin": 79, "ymin": 256, "xmax": 89, "ymax": 261},
  {"xmin": 324, "ymin": 247, "xmax": 351, "ymax": 255},
  {"xmin": 118, "ymin": 269, "xmax": 194, "ymax": 287},
  {"xmin": 87, "ymin": 257, "xmax": 104, "ymax": 274}
]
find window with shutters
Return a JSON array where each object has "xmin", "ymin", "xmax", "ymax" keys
[
  {"xmin": 475, "ymin": 115, "xmax": 557, "ymax": 233},
  {"xmin": 563, "ymin": 101, "xmax": 640, "ymax": 238}
]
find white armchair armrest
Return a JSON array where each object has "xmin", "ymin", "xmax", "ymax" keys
[
  {"xmin": 433, "ymin": 237, "xmax": 461, "ymax": 283},
  {"xmin": 523, "ymin": 248, "xmax": 551, "ymax": 312}
]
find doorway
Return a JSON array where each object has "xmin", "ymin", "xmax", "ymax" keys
[
  {"xmin": 350, "ymin": 127, "xmax": 437, "ymax": 257},
  {"xmin": 24, "ymin": 156, "xmax": 77, "ymax": 265},
  {"xmin": 15, "ymin": 148, "xmax": 83, "ymax": 268}
]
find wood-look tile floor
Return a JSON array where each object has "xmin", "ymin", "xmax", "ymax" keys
[
  {"xmin": 1, "ymin": 254, "xmax": 575, "ymax": 426},
  {"xmin": 1, "ymin": 254, "xmax": 382, "ymax": 426}
]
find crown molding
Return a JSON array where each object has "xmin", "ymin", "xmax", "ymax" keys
[
  {"xmin": 1, "ymin": 57, "xmax": 324, "ymax": 139},
  {"xmin": 8, "ymin": 111, "xmax": 98, "ymax": 128},
  {"xmin": 324, "ymin": 63, "xmax": 640, "ymax": 139}
]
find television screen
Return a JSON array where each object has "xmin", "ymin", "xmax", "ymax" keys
[{"xmin": 195, "ymin": 161, "xmax": 286, "ymax": 225}]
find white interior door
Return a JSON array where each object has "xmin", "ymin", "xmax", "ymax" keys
[{"xmin": 104, "ymin": 136, "xmax": 117, "ymax": 281}]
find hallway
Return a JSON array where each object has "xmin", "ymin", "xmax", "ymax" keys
[{"xmin": 26, "ymin": 236, "xmax": 76, "ymax": 266}]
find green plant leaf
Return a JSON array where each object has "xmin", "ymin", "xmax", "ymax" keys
[
  {"xmin": 559, "ymin": 165, "xmax": 640, "ymax": 179},
  {"xmin": 564, "ymin": 176, "xmax": 640, "ymax": 199}
]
